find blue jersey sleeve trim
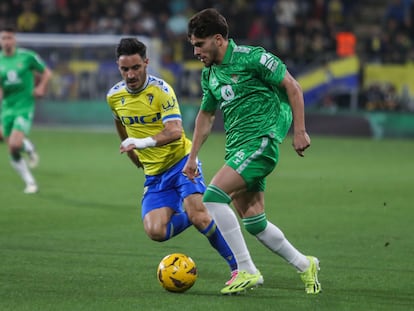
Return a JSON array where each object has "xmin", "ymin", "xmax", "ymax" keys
[{"xmin": 162, "ymin": 114, "xmax": 182, "ymax": 123}]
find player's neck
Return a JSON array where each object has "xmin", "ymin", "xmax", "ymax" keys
[
  {"xmin": 215, "ymin": 41, "xmax": 228, "ymax": 65},
  {"xmin": 3, "ymin": 47, "xmax": 16, "ymax": 56}
]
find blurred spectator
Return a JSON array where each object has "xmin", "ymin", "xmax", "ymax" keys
[
  {"xmin": 3, "ymin": 0, "xmax": 414, "ymax": 93},
  {"xmin": 364, "ymin": 83, "xmax": 400, "ymax": 111},
  {"xmin": 326, "ymin": 0, "xmax": 345, "ymax": 26},
  {"xmin": 96, "ymin": 6, "xmax": 122, "ymax": 34},
  {"xmin": 274, "ymin": 0, "xmax": 299, "ymax": 27},
  {"xmin": 336, "ymin": 30, "xmax": 356, "ymax": 57},
  {"xmin": 17, "ymin": 1, "xmax": 41, "ymax": 32},
  {"xmin": 273, "ymin": 26, "xmax": 292, "ymax": 60},
  {"xmin": 384, "ymin": 0, "xmax": 407, "ymax": 26},
  {"xmin": 247, "ymin": 15, "xmax": 272, "ymax": 49},
  {"xmin": 364, "ymin": 27, "xmax": 386, "ymax": 63}
]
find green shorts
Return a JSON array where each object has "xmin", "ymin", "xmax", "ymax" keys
[
  {"xmin": 225, "ymin": 136, "xmax": 279, "ymax": 192},
  {"xmin": 1, "ymin": 109, "xmax": 34, "ymax": 137}
]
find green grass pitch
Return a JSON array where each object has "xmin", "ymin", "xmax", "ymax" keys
[{"xmin": 0, "ymin": 128, "xmax": 413, "ymax": 311}]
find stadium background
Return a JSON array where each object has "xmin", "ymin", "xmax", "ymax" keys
[{"xmin": 2, "ymin": 0, "xmax": 414, "ymax": 138}]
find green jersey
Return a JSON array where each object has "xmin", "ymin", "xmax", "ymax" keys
[
  {"xmin": 0, "ymin": 47, "xmax": 47, "ymax": 114},
  {"xmin": 200, "ymin": 39, "xmax": 292, "ymax": 150}
]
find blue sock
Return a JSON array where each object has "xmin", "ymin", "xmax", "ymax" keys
[
  {"xmin": 200, "ymin": 220, "xmax": 238, "ymax": 272},
  {"xmin": 164, "ymin": 212, "xmax": 192, "ymax": 240}
]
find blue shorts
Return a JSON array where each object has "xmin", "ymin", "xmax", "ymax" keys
[{"xmin": 141, "ymin": 155, "xmax": 206, "ymax": 219}]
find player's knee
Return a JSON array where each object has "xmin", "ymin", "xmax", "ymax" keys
[
  {"xmin": 144, "ymin": 222, "xmax": 167, "ymax": 242},
  {"xmin": 10, "ymin": 149, "xmax": 21, "ymax": 161},
  {"xmin": 242, "ymin": 214, "xmax": 268, "ymax": 235},
  {"xmin": 187, "ymin": 209, "xmax": 211, "ymax": 230},
  {"xmin": 203, "ymin": 185, "xmax": 231, "ymax": 203}
]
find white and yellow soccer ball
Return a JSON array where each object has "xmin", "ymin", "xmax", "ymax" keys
[{"xmin": 157, "ymin": 253, "xmax": 198, "ymax": 293}]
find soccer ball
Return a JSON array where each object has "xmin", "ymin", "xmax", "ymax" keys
[{"xmin": 157, "ymin": 253, "xmax": 198, "ymax": 293}]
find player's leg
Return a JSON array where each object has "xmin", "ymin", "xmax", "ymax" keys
[
  {"xmin": 232, "ymin": 137, "xmax": 321, "ymax": 294},
  {"xmin": 234, "ymin": 191, "xmax": 311, "ymax": 270},
  {"xmin": 7, "ymin": 129, "xmax": 38, "ymax": 193},
  {"xmin": 4, "ymin": 112, "xmax": 38, "ymax": 193},
  {"xmin": 22, "ymin": 136, "xmax": 39, "ymax": 168},
  {"xmin": 202, "ymin": 166, "xmax": 263, "ymax": 294},
  {"xmin": 177, "ymin": 156, "xmax": 239, "ymax": 276},
  {"xmin": 142, "ymin": 206, "xmax": 191, "ymax": 241},
  {"xmin": 233, "ymin": 191, "xmax": 321, "ymax": 293},
  {"xmin": 142, "ymin": 166, "xmax": 196, "ymax": 242},
  {"xmin": 141, "ymin": 187, "xmax": 191, "ymax": 242},
  {"xmin": 183, "ymin": 192, "xmax": 237, "ymax": 274},
  {"xmin": 204, "ymin": 167, "xmax": 258, "ymax": 275}
]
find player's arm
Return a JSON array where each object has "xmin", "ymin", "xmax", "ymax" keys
[
  {"xmin": 115, "ymin": 119, "xmax": 143, "ymax": 168},
  {"xmin": 119, "ymin": 119, "xmax": 183, "ymax": 152},
  {"xmin": 34, "ymin": 67, "xmax": 52, "ymax": 98},
  {"xmin": 182, "ymin": 109, "xmax": 215, "ymax": 180},
  {"xmin": 280, "ymin": 70, "xmax": 310, "ymax": 157},
  {"xmin": 154, "ymin": 119, "xmax": 183, "ymax": 144}
]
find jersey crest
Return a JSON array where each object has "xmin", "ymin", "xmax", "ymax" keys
[{"xmin": 147, "ymin": 94, "xmax": 154, "ymax": 105}]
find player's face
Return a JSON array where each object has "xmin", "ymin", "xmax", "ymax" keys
[
  {"xmin": 0, "ymin": 31, "xmax": 16, "ymax": 56},
  {"xmin": 117, "ymin": 54, "xmax": 148, "ymax": 91},
  {"xmin": 190, "ymin": 34, "xmax": 221, "ymax": 67}
]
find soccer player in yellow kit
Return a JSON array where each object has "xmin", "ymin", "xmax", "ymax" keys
[{"xmin": 106, "ymin": 38, "xmax": 238, "ymax": 288}]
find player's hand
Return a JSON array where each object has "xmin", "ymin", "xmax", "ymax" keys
[
  {"xmin": 33, "ymin": 86, "xmax": 46, "ymax": 98},
  {"xmin": 292, "ymin": 131, "xmax": 311, "ymax": 157},
  {"xmin": 182, "ymin": 158, "xmax": 199, "ymax": 182}
]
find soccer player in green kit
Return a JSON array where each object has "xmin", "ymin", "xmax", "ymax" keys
[
  {"xmin": 183, "ymin": 8, "xmax": 321, "ymax": 295},
  {"xmin": 0, "ymin": 26, "xmax": 52, "ymax": 194}
]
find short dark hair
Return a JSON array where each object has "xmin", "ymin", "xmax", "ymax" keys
[
  {"xmin": 187, "ymin": 8, "xmax": 228, "ymax": 39},
  {"xmin": 116, "ymin": 38, "xmax": 146, "ymax": 59}
]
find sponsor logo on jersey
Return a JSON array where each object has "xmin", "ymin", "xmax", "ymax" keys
[
  {"xmin": 162, "ymin": 97, "xmax": 176, "ymax": 111},
  {"xmin": 120, "ymin": 113, "xmax": 161, "ymax": 125},
  {"xmin": 221, "ymin": 85, "xmax": 235, "ymax": 101},
  {"xmin": 260, "ymin": 53, "xmax": 278, "ymax": 72}
]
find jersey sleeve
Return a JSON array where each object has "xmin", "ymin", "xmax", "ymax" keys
[
  {"xmin": 157, "ymin": 83, "xmax": 182, "ymax": 123},
  {"xmin": 249, "ymin": 48, "xmax": 287, "ymax": 87},
  {"xmin": 29, "ymin": 51, "xmax": 47, "ymax": 72},
  {"xmin": 200, "ymin": 68, "xmax": 218, "ymax": 113}
]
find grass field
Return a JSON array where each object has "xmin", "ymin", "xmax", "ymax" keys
[{"xmin": 1, "ymin": 128, "xmax": 413, "ymax": 311}]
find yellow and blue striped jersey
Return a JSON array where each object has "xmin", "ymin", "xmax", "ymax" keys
[{"xmin": 107, "ymin": 75, "xmax": 192, "ymax": 175}]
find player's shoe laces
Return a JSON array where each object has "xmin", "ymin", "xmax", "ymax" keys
[
  {"xmin": 27, "ymin": 149, "xmax": 39, "ymax": 169},
  {"xmin": 24, "ymin": 183, "xmax": 38, "ymax": 194},
  {"xmin": 221, "ymin": 270, "xmax": 262, "ymax": 295},
  {"xmin": 225, "ymin": 270, "xmax": 239, "ymax": 286},
  {"xmin": 300, "ymin": 256, "xmax": 321, "ymax": 294}
]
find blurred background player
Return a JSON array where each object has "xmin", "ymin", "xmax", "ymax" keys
[
  {"xmin": 0, "ymin": 127, "xmax": 37, "ymax": 166},
  {"xmin": 106, "ymin": 38, "xmax": 240, "ymax": 289},
  {"xmin": 0, "ymin": 26, "xmax": 52, "ymax": 194}
]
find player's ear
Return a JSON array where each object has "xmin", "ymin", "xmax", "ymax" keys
[{"xmin": 215, "ymin": 34, "xmax": 223, "ymax": 46}]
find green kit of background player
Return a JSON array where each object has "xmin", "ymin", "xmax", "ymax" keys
[{"xmin": 0, "ymin": 26, "xmax": 52, "ymax": 193}]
